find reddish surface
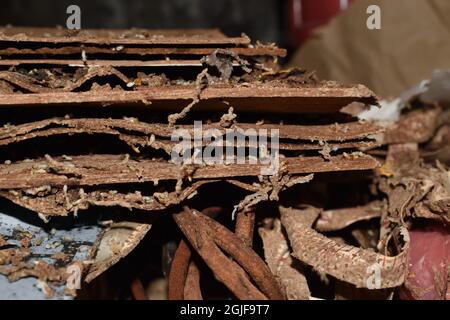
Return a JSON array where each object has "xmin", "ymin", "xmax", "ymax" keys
[
  {"xmin": 400, "ymin": 224, "xmax": 450, "ymax": 300},
  {"xmin": 288, "ymin": 0, "xmax": 354, "ymax": 48}
]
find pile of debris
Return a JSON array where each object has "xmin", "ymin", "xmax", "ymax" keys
[{"xmin": 0, "ymin": 27, "xmax": 447, "ymax": 300}]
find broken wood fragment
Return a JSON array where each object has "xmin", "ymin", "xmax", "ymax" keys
[{"xmin": 280, "ymin": 206, "xmax": 410, "ymax": 289}]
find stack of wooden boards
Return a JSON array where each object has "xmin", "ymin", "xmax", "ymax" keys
[
  {"xmin": 0, "ymin": 28, "xmax": 379, "ymax": 216},
  {"xmin": 0, "ymin": 28, "xmax": 398, "ymax": 299},
  {"xmin": 0, "ymin": 27, "xmax": 380, "ymax": 219},
  {"xmin": 2, "ymin": 28, "xmax": 447, "ymax": 301}
]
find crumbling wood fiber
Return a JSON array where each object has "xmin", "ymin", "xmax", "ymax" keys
[{"xmin": 4, "ymin": 27, "xmax": 444, "ymax": 300}]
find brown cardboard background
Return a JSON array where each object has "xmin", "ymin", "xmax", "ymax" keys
[{"xmin": 290, "ymin": 0, "xmax": 450, "ymax": 98}]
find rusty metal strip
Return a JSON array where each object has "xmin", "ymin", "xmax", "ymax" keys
[{"xmin": 0, "ymin": 154, "xmax": 379, "ymax": 190}]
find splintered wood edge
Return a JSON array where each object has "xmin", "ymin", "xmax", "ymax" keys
[
  {"xmin": 0, "ymin": 154, "xmax": 380, "ymax": 189},
  {"xmin": 85, "ymin": 223, "xmax": 152, "ymax": 283},
  {"xmin": 0, "ymin": 46, "xmax": 287, "ymax": 58},
  {"xmin": 0, "ymin": 85, "xmax": 378, "ymax": 111},
  {"xmin": 0, "ymin": 117, "xmax": 382, "ymax": 142},
  {"xmin": 0, "ymin": 59, "xmax": 211, "ymax": 67},
  {"xmin": 0, "ymin": 27, "xmax": 251, "ymax": 45}
]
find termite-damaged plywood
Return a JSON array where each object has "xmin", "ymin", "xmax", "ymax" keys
[
  {"xmin": 0, "ymin": 27, "xmax": 251, "ymax": 45},
  {"xmin": 0, "ymin": 28, "xmax": 389, "ymax": 300},
  {"xmin": 0, "ymin": 201, "xmax": 152, "ymax": 298},
  {"xmin": 0, "ymin": 46, "xmax": 287, "ymax": 58},
  {"xmin": 0, "ymin": 84, "xmax": 378, "ymax": 113},
  {"xmin": 0, "ymin": 154, "xmax": 379, "ymax": 189},
  {"xmin": 0, "ymin": 59, "xmax": 214, "ymax": 67},
  {"xmin": 0, "ymin": 205, "xmax": 101, "ymax": 299},
  {"xmin": 0, "ymin": 118, "xmax": 381, "ymax": 142}
]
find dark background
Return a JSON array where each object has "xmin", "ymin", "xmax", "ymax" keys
[{"xmin": 0, "ymin": 0, "xmax": 286, "ymax": 45}]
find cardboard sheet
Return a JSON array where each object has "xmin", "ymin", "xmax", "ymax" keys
[{"xmin": 290, "ymin": 0, "xmax": 450, "ymax": 98}]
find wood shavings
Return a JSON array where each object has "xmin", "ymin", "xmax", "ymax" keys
[
  {"xmin": 316, "ymin": 201, "xmax": 385, "ymax": 232},
  {"xmin": 86, "ymin": 222, "xmax": 152, "ymax": 282},
  {"xmin": 0, "ymin": 235, "xmax": 8, "ymax": 247},
  {"xmin": 0, "ymin": 27, "xmax": 390, "ymax": 300},
  {"xmin": 280, "ymin": 206, "xmax": 410, "ymax": 289},
  {"xmin": 219, "ymin": 106, "xmax": 237, "ymax": 128},
  {"xmin": 259, "ymin": 219, "xmax": 311, "ymax": 300},
  {"xmin": 168, "ymin": 68, "xmax": 209, "ymax": 126}
]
